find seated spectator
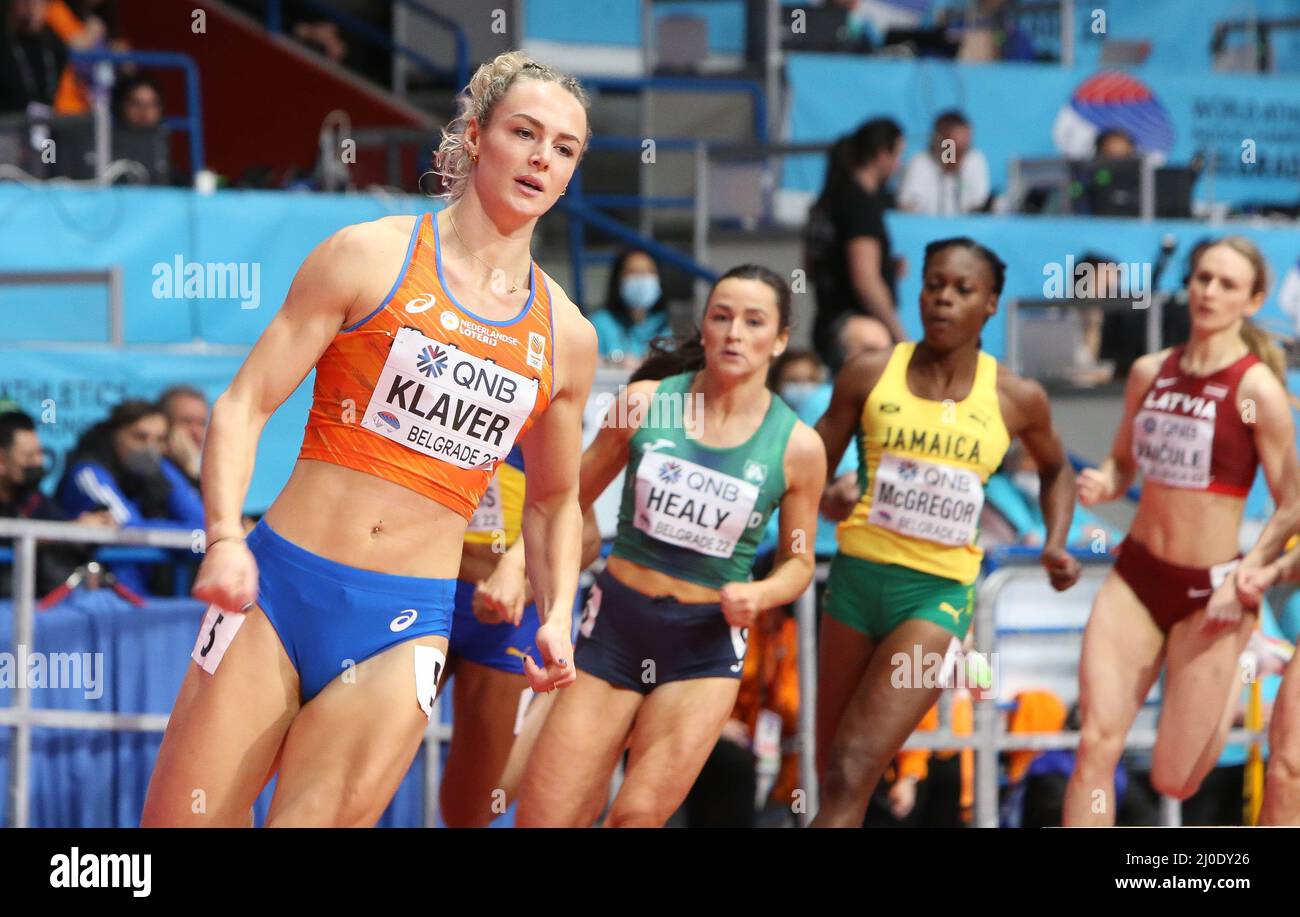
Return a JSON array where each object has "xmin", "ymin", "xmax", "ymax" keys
[
  {"xmin": 158, "ymin": 384, "xmax": 207, "ymax": 490},
  {"xmin": 110, "ymin": 72, "xmax": 174, "ymax": 185},
  {"xmin": 898, "ymin": 110, "xmax": 992, "ymax": 216},
  {"xmin": 589, "ymin": 248, "xmax": 671, "ymax": 367},
  {"xmin": 0, "ymin": 409, "xmax": 115, "ymax": 598},
  {"xmin": 0, "ymin": 0, "xmax": 68, "ymax": 115},
  {"xmin": 56, "ymin": 399, "xmax": 204, "ymax": 595},
  {"xmin": 1095, "ymin": 128, "xmax": 1137, "ymax": 161}
]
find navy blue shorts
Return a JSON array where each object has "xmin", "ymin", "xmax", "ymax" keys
[
  {"xmin": 574, "ymin": 568, "xmax": 748, "ymax": 695},
  {"xmin": 235, "ymin": 520, "xmax": 455, "ymax": 704},
  {"xmin": 449, "ymin": 580, "xmax": 544, "ymax": 675}
]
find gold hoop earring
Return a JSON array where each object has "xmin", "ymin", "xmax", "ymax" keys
[{"xmin": 469, "ymin": 150, "xmax": 478, "ymax": 163}]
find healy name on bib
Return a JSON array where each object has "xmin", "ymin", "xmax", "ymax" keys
[{"xmin": 610, "ymin": 371, "xmax": 799, "ymax": 590}]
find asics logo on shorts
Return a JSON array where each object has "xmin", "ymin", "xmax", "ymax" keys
[
  {"xmin": 404, "ymin": 292, "xmax": 437, "ymax": 314},
  {"xmin": 1187, "ymin": 587, "xmax": 1213, "ymax": 599},
  {"xmin": 390, "ymin": 609, "xmax": 419, "ymax": 632},
  {"xmin": 730, "ymin": 625, "xmax": 749, "ymax": 672}
]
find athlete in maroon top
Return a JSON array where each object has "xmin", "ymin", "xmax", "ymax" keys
[
  {"xmin": 1131, "ymin": 345, "xmax": 1260, "ymax": 498},
  {"xmin": 1064, "ymin": 237, "xmax": 1299, "ymax": 826}
]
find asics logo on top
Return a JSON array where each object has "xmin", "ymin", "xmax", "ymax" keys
[
  {"xmin": 404, "ymin": 293, "xmax": 437, "ymax": 314},
  {"xmin": 390, "ymin": 609, "xmax": 419, "ymax": 632},
  {"xmin": 1154, "ymin": 377, "xmax": 1177, "ymax": 388},
  {"xmin": 644, "ymin": 438, "xmax": 676, "ymax": 453}
]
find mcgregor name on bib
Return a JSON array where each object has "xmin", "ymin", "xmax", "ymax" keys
[{"xmin": 866, "ymin": 451, "xmax": 984, "ymax": 547}]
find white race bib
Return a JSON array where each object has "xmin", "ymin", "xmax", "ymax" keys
[
  {"xmin": 867, "ymin": 451, "xmax": 983, "ymax": 547},
  {"xmin": 1132, "ymin": 409, "xmax": 1214, "ymax": 489},
  {"xmin": 633, "ymin": 451, "xmax": 759, "ymax": 559},
  {"xmin": 468, "ymin": 476, "xmax": 503, "ymax": 532},
  {"xmin": 361, "ymin": 326, "xmax": 538, "ymax": 470}
]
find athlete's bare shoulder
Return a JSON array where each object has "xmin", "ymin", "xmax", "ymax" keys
[
  {"xmin": 1130, "ymin": 349, "xmax": 1172, "ymax": 389},
  {"xmin": 1239, "ymin": 358, "xmax": 1290, "ymax": 410},
  {"xmin": 537, "ymin": 269, "xmax": 598, "ymax": 394},
  {"xmin": 785, "ymin": 418, "xmax": 828, "ymax": 469},
  {"xmin": 994, "ymin": 362, "xmax": 1051, "ymax": 436}
]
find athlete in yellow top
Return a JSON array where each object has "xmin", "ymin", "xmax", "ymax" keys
[{"xmin": 811, "ymin": 237, "xmax": 1082, "ymax": 827}]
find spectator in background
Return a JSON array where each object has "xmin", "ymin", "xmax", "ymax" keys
[
  {"xmin": 805, "ymin": 117, "xmax": 907, "ymax": 353},
  {"xmin": 0, "ymin": 409, "xmax": 115, "ymax": 598},
  {"xmin": 898, "ymin": 110, "xmax": 992, "ymax": 216},
  {"xmin": 1095, "ymin": 128, "xmax": 1138, "ymax": 161},
  {"xmin": 44, "ymin": 0, "xmax": 120, "ymax": 116},
  {"xmin": 56, "ymin": 399, "xmax": 204, "ymax": 595},
  {"xmin": 589, "ymin": 248, "xmax": 671, "ymax": 368},
  {"xmin": 112, "ymin": 72, "xmax": 162, "ymax": 129},
  {"xmin": 0, "ymin": 0, "xmax": 68, "ymax": 115},
  {"xmin": 158, "ymin": 384, "xmax": 208, "ymax": 490}
]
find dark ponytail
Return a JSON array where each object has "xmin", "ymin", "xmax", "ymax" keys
[{"xmin": 630, "ymin": 264, "xmax": 793, "ymax": 383}]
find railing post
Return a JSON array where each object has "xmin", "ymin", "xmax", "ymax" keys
[
  {"xmin": 794, "ymin": 573, "xmax": 820, "ymax": 826},
  {"xmin": 8, "ymin": 535, "xmax": 37, "ymax": 828},
  {"xmin": 972, "ymin": 568, "xmax": 1010, "ymax": 828},
  {"xmin": 692, "ymin": 141, "xmax": 709, "ymax": 311}
]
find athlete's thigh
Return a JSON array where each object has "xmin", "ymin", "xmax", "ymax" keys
[
  {"xmin": 441, "ymin": 657, "xmax": 530, "ymax": 826},
  {"xmin": 141, "ymin": 604, "xmax": 299, "ymax": 827},
  {"xmin": 606, "ymin": 677, "xmax": 741, "ymax": 826},
  {"xmin": 816, "ymin": 614, "xmax": 875, "ymax": 778},
  {"xmin": 514, "ymin": 673, "xmax": 643, "ymax": 828},
  {"xmin": 500, "ymin": 688, "xmax": 556, "ymax": 801},
  {"xmin": 1156, "ymin": 609, "xmax": 1254, "ymax": 780},
  {"xmin": 266, "ymin": 634, "xmax": 449, "ymax": 827},
  {"xmin": 826, "ymin": 618, "xmax": 951, "ymax": 768},
  {"xmin": 1076, "ymin": 572, "xmax": 1165, "ymax": 735}
]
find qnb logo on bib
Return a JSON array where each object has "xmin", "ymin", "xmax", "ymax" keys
[
  {"xmin": 361, "ymin": 326, "xmax": 538, "ymax": 470},
  {"xmin": 1132, "ymin": 407, "xmax": 1213, "ymax": 489},
  {"xmin": 634, "ymin": 451, "xmax": 760, "ymax": 559},
  {"xmin": 868, "ymin": 451, "xmax": 983, "ymax": 547}
]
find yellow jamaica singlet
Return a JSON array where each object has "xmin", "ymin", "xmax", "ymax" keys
[{"xmin": 837, "ymin": 342, "xmax": 1011, "ymax": 584}]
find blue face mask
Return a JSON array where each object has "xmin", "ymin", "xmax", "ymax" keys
[
  {"xmin": 620, "ymin": 274, "xmax": 661, "ymax": 311},
  {"xmin": 779, "ymin": 381, "xmax": 820, "ymax": 416}
]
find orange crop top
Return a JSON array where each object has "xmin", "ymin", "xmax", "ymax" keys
[{"xmin": 298, "ymin": 212, "xmax": 555, "ymax": 519}]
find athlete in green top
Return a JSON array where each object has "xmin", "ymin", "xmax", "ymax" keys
[{"xmin": 516, "ymin": 264, "xmax": 827, "ymax": 827}]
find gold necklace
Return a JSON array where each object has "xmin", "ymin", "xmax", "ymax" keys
[{"xmin": 448, "ymin": 212, "xmax": 526, "ymax": 295}]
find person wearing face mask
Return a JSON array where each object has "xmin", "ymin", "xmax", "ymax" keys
[
  {"xmin": 0, "ymin": 408, "xmax": 114, "ymax": 598},
  {"xmin": 589, "ymin": 248, "xmax": 671, "ymax": 366},
  {"xmin": 56, "ymin": 399, "xmax": 205, "ymax": 596}
]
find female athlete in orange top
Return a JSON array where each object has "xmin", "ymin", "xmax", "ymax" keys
[{"xmin": 141, "ymin": 52, "xmax": 598, "ymax": 827}]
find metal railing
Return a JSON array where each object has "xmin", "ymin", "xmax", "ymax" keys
[
  {"xmin": 0, "ymin": 269, "xmax": 123, "ymax": 347},
  {"xmin": 266, "ymin": 0, "xmax": 470, "ymax": 90},
  {"xmin": 0, "ymin": 517, "xmax": 453, "ymax": 828},
  {"xmin": 6, "ymin": 521, "xmax": 1269, "ymax": 827}
]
